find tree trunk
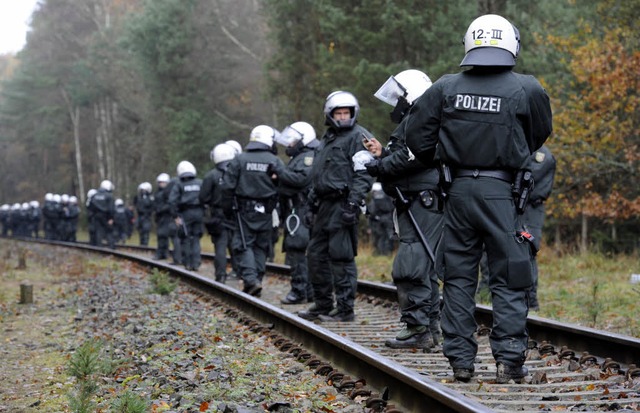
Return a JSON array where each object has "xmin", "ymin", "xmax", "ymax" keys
[
  {"xmin": 94, "ymin": 102, "xmax": 106, "ymax": 180},
  {"xmin": 60, "ymin": 87, "xmax": 85, "ymax": 204},
  {"xmin": 611, "ymin": 222, "xmax": 617, "ymax": 242},
  {"xmin": 555, "ymin": 224, "xmax": 562, "ymax": 251},
  {"xmin": 581, "ymin": 213, "xmax": 588, "ymax": 254}
]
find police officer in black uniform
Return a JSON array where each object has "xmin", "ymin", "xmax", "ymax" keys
[
  {"xmin": 89, "ymin": 180, "xmax": 116, "ymax": 249},
  {"xmin": 271, "ymin": 121, "xmax": 319, "ymax": 304},
  {"xmin": 298, "ymin": 91, "xmax": 375, "ymax": 322},
  {"xmin": 363, "ymin": 69, "xmax": 443, "ymax": 349},
  {"xmin": 405, "ymin": 14, "xmax": 553, "ymax": 383},
  {"xmin": 66, "ymin": 196, "xmax": 80, "ymax": 242},
  {"xmin": 367, "ymin": 182, "xmax": 395, "ymax": 256},
  {"xmin": 153, "ymin": 173, "xmax": 173, "ymax": 260},
  {"xmin": 134, "ymin": 182, "xmax": 154, "ymax": 246},
  {"xmin": 169, "ymin": 161, "xmax": 204, "ymax": 271},
  {"xmin": 523, "ymin": 145, "xmax": 556, "ymax": 310},
  {"xmin": 85, "ymin": 189, "xmax": 97, "ymax": 245},
  {"xmin": 200, "ymin": 143, "xmax": 237, "ymax": 283},
  {"xmin": 222, "ymin": 126, "xmax": 285, "ymax": 296},
  {"xmin": 0, "ymin": 204, "xmax": 9, "ymax": 236}
]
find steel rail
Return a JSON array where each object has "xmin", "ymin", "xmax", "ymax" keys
[
  {"xmin": 19, "ymin": 238, "xmax": 493, "ymax": 413},
  {"xmin": 121, "ymin": 243, "xmax": 640, "ymax": 367}
]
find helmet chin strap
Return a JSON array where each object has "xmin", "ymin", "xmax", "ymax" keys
[{"xmin": 390, "ymin": 96, "xmax": 411, "ymax": 124}]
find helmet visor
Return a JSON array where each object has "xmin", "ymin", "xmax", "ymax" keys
[
  {"xmin": 275, "ymin": 125, "xmax": 303, "ymax": 147},
  {"xmin": 374, "ymin": 76, "xmax": 406, "ymax": 107}
]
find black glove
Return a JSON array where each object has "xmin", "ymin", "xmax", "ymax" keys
[
  {"xmin": 266, "ymin": 163, "xmax": 279, "ymax": 176},
  {"xmin": 303, "ymin": 211, "xmax": 315, "ymax": 227},
  {"xmin": 393, "ymin": 196, "xmax": 411, "ymax": 213},
  {"xmin": 341, "ymin": 201, "xmax": 358, "ymax": 226},
  {"xmin": 365, "ymin": 159, "xmax": 382, "ymax": 177}
]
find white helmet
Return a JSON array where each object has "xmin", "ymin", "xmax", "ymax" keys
[
  {"xmin": 53, "ymin": 194, "xmax": 61, "ymax": 203},
  {"xmin": 30, "ymin": 200, "xmax": 39, "ymax": 208},
  {"xmin": 69, "ymin": 196, "xmax": 78, "ymax": 204},
  {"xmin": 61, "ymin": 194, "xmax": 70, "ymax": 203},
  {"xmin": 87, "ymin": 189, "xmax": 97, "ymax": 200},
  {"xmin": 115, "ymin": 198, "xmax": 124, "ymax": 206},
  {"xmin": 22, "ymin": 202, "xmax": 30, "ymax": 210},
  {"xmin": 156, "ymin": 173, "xmax": 170, "ymax": 183},
  {"xmin": 138, "ymin": 182, "xmax": 152, "ymax": 193},
  {"xmin": 461, "ymin": 14, "xmax": 520, "ymax": 67},
  {"xmin": 100, "ymin": 179, "xmax": 114, "ymax": 191},
  {"xmin": 12, "ymin": 203, "xmax": 21, "ymax": 210},
  {"xmin": 371, "ymin": 182, "xmax": 383, "ymax": 192},
  {"xmin": 177, "ymin": 160, "xmax": 196, "ymax": 178},
  {"xmin": 324, "ymin": 91, "xmax": 359, "ymax": 129},
  {"xmin": 45, "ymin": 193, "xmax": 53, "ymax": 201},
  {"xmin": 249, "ymin": 125, "xmax": 278, "ymax": 148},
  {"xmin": 211, "ymin": 143, "xmax": 236, "ymax": 164},
  {"xmin": 1, "ymin": 204, "xmax": 9, "ymax": 211},
  {"xmin": 225, "ymin": 140, "xmax": 243, "ymax": 155},
  {"xmin": 276, "ymin": 121, "xmax": 317, "ymax": 147},
  {"xmin": 375, "ymin": 69, "xmax": 432, "ymax": 107}
]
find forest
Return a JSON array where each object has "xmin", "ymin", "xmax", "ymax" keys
[{"xmin": 0, "ymin": 0, "xmax": 638, "ymax": 253}]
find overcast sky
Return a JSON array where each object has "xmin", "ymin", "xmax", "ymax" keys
[{"xmin": 0, "ymin": 0, "xmax": 40, "ymax": 54}]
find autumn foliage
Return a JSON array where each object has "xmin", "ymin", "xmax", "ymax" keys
[{"xmin": 545, "ymin": 27, "xmax": 639, "ymax": 228}]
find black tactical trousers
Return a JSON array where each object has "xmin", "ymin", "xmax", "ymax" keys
[
  {"xmin": 393, "ymin": 196, "xmax": 443, "ymax": 329},
  {"xmin": 210, "ymin": 228, "xmax": 230, "ymax": 280},
  {"xmin": 307, "ymin": 200, "xmax": 358, "ymax": 316},
  {"xmin": 285, "ymin": 249, "xmax": 312, "ymax": 300},
  {"xmin": 523, "ymin": 203, "xmax": 545, "ymax": 305},
  {"xmin": 440, "ymin": 177, "xmax": 532, "ymax": 370}
]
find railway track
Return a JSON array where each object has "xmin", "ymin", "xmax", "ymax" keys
[{"xmin": 11, "ymin": 238, "xmax": 640, "ymax": 412}]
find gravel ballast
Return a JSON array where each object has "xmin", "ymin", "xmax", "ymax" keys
[{"xmin": 0, "ymin": 240, "xmax": 369, "ymax": 412}]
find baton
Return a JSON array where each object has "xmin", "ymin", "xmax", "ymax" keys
[
  {"xmin": 232, "ymin": 196, "xmax": 247, "ymax": 250},
  {"xmin": 395, "ymin": 187, "xmax": 436, "ymax": 264}
]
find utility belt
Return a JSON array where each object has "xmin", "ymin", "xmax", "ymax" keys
[
  {"xmin": 454, "ymin": 168, "xmax": 514, "ymax": 183},
  {"xmin": 394, "ymin": 189, "xmax": 443, "ymax": 212},
  {"xmin": 178, "ymin": 204, "xmax": 201, "ymax": 212},
  {"xmin": 237, "ymin": 196, "xmax": 278, "ymax": 214},
  {"xmin": 316, "ymin": 187, "xmax": 349, "ymax": 201}
]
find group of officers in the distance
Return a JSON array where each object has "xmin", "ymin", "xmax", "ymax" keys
[
  {"xmin": 0, "ymin": 194, "xmax": 81, "ymax": 241},
  {"xmin": 1, "ymin": 14, "xmax": 559, "ymax": 385}
]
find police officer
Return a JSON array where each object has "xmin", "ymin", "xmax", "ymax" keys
[
  {"xmin": 86, "ymin": 189, "xmax": 98, "ymax": 245},
  {"xmin": 523, "ymin": 145, "xmax": 556, "ymax": 310},
  {"xmin": 89, "ymin": 180, "xmax": 116, "ymax": 249},
  {"xmin": 271, "ymin": 121, "xmax": 319, "ymax": 304},
  {"xmin": 363, "ymin": 69, "xmax": 443, "ymax": 349},
  {"xmin": 200, "ymin": 143, "xmax": 237, "ymax": 283},
  {"xmin": 153, "ymin": 173, "xmax": 173, "ymax": 260},
  {"xmin": 298, "ymin": 91, "xmax": 374, "ymax": 322},
  {"xmin": 222, "ymin": 125, "xmax": 285, "ymax": 296},
  {"xmin": 51, "ymin": 194, "xmax": 64, "ymax": 240},
  {"xmin": 0, "ymin": 204, "xmax": 10, "ymax": 236},
  {"xmin": 367, "ymin": 182, "xmax": 395, "ymax": 256},
  {"xmin": 405, "ymin": 14, "xmax": 552, "ymax": 383},
  {"xmin": 42, "ymin": 193, "xmax": 57, "ymax": 240},
  {"xmin": 169, "ymin": 161, "xmax": 204, "ymax": 271},
  {"xmin": 134, "ymin": 182, "xmax": 154, "ymax": 246},
  {"xmin": 66, "ymin": 196, "xmax": 80, "ymax": 242},
  {"xmin": 29, "ymin": 200, "xmax": 41, "ymax": 238},
  {"xmin": 113, "ymin": 198, "xmax": 129, "ymax": 244}
]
